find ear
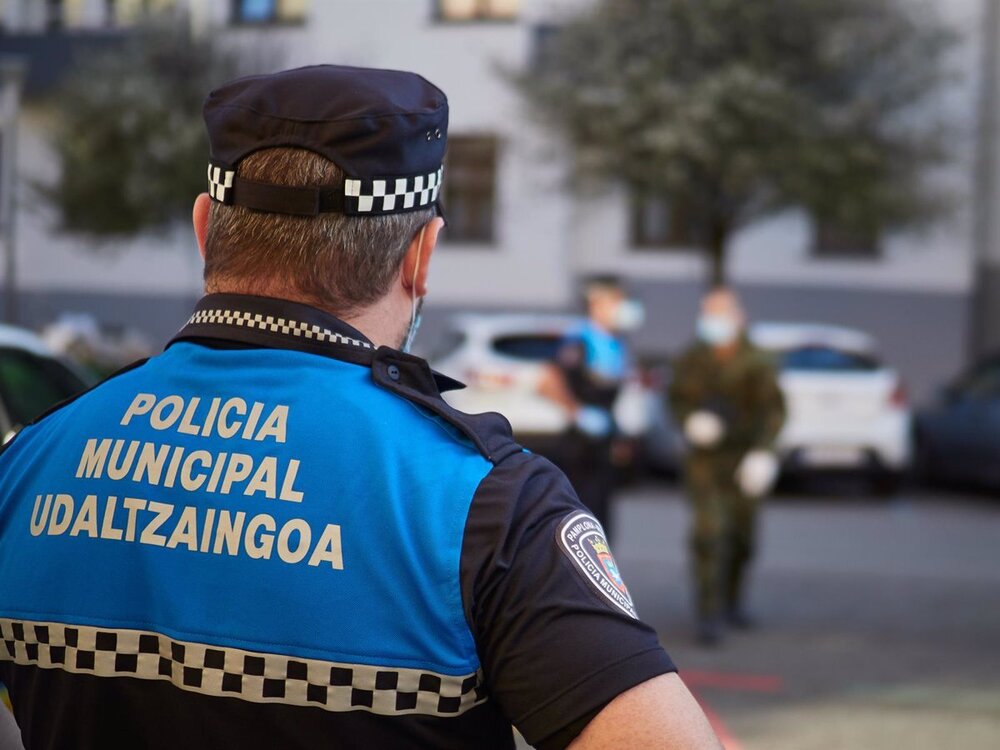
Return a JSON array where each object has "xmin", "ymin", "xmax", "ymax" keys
[
  {"xmin": 192, "ymin": 193, "xmax": 212, "ymax": 260},
  {"xmin": 401, "ymin": 217, "xmax": 444, "ymax": 298}
]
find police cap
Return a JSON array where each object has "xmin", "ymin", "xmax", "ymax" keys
[{"xmin": 203, "ymin": 64, "xmax": 448, "ymax": 217}]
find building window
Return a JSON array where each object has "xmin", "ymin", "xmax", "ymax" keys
[
  {"xmin": 107, "ymin": 0, "xmax": 180, "ymax": 27},
  {"xmin": 45, "ymin": 0, "xmax": 63, "ymax": 30},
  {"xmin": 437, "ymin": 0, "xmax": 519, "ymax": 22},
  {"xmin": 812, "ymin": 218, "xmax": 881, "ymax": 258},
  {"xmin": 532, "ymin": 24, "xmax": 562, "ymax": 70},
  {"xmin": 231, "ymin": 0, "xmax": 307, "ymax": 25},
  {"xmin": 630, "ymin": 191, "xmax": 710, "ymax": 250},
  {"xmin": 443, "ymin": 135, "xmax": 498, "ymax": 245}
]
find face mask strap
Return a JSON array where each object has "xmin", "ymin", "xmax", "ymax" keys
[{"xmin": 403, "ymin": 226, "xmax": 427, "ymax": 353}]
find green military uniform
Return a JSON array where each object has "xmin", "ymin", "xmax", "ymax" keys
[{"xmin": 669, "ymin": 338, "xmax": 786, "ymax": 622}]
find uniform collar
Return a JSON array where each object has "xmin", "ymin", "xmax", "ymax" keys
[
  {"xmin": 168, "ymin": 293, "xmax": 466, "ymax": 393},
  {"xmin": 172, "ymin": 293, "xmax": 374, "ymax": 353}
]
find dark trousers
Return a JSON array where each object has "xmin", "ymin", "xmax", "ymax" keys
[
  {"xmin": 558, "ymin": 434, "xmax": 617, "ymax": 541},
  {"xmin": 683, "ymin": 452, "xmax": 759, "ymax": 619}
]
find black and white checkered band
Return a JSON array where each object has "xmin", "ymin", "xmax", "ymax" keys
[
  {"xmin": 1, "ymin": 618, "xmax": 487, "ymax": 717},
  {"xmin": 208, "ymin": 164, "xmax": 236, "ymax": 203},
  {"xmin": 185, "ymin": 309, "xmax": 373, "ymax": 350},
  {"xmin": 344, "ymin": 168, "xmax": 443, "ymax": 214},
  {"xmin": 206, "ymin": 162, "xmax": 443, "ymax": 216}
]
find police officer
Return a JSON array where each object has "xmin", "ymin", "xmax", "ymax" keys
[
  {"xmin": 669, "ymin": 287, "xmax": 786, "ymax": 646},
  {"xmin": 538, "ymin": 276, "xmax": 642, "ymax": 540},
  {"xmin": 0, "ymin": 66, "xmax": 719, "ymax": 749}
]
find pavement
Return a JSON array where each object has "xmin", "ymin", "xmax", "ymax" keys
[
  {"xmin": 4, "ymin": 479, "xmax": 997, "ymax": 749},
  {"xmin": 602, "ymin": 480, "xmax": 1000, "ymax": 750}
]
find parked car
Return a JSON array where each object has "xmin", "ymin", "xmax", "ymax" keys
[
  {"xmin": 41, "ymin": 312, "xmax": 153, "ymax": 380},
  {"xmin": 429, "ymin": 316, "xmax": 911, "ymax": 489},
  {"xmin": 750, "ymin": 322, "xmax": 912, "ymax": 493},
  {"xmin": 429, "ymin": 313, "xmax": 658, "ymax": 466},
  {"xmin": 634, "ymin": 356, "xmax": 684, "ymax": 475},
  {"xmin": 0, "ymin": 324, "xmax": 90, "ymax": 439},
  {"xmin": 914, "ymin": 353, "xmax": 1000, "ymax": 490}
]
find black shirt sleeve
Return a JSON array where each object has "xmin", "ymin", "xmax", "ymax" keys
[
  {"xmin": 554, "ymin": 336, "xmax": 620, "ymax": 411},
  {"xmin": 460, "ymin": 450, "xmax": 676, "ymax": 749}
]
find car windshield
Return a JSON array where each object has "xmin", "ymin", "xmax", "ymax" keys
[
  {"xmin": 955, "ymin": 358, "xmax": 1000, "ymax": 399},
  {"xmin": 0, "ymin": 347, "xmax": 87, "ymax": 427},
  {"xmin": 421, "ymin": 329, "xmax": 466, "ymax": 363},
  {"xmin": 777, "ymin": 345, "xmax": 880, "ymax": 372},
  {"xmin": 492, "ymin": 333, "xmax": 564, "ymax": 361}
]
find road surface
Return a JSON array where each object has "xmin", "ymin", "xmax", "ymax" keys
[{"xmin": 605, "ymin": 482, "xmax": 1000, "ymax": 750}]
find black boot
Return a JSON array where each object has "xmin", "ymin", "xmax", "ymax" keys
[
  {"xmin": 696, "ymin": 616, "xmax": 724, "ymax": 647},
  {"xmin": 725, "ymin": 604, "xmax": 757, "ymax": 630}
]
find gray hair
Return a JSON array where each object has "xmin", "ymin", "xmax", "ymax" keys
[{"xmin": 204, "ymin": 147, "xmax": 435, "ymax": 316}]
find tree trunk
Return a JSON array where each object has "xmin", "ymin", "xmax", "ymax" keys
[{"xmin": 707, "ymin": 219, "xmax": 729, "ymax": 287}]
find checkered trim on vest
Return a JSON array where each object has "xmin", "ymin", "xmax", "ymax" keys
[
  {"xmin": 184, "ymin": 309, "xmax": 373, "ymax": 350},
  {"xmin": 0, "ymin": 618, "xmax": 486, "ymax": 716},
  {"xmin": 344, "ymin": 168, "xmax": 443, "ymax": 214}
]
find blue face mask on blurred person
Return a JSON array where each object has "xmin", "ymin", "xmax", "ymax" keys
[
  {"xmin": 697, "ymin": 314, "xmax": 740, "ymax": 346},
  {"xmin": 615, "ymin": 299, "xmax": 645, "ymax": 332}
]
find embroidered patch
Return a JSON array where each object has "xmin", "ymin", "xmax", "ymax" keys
[{"xmin": 557, "ymin": 511, "xmax": 638, "ymax": 619}]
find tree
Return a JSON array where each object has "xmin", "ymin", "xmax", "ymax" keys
[
  {"xmin": 517, "ymin": 0, "xmax": 956, "ymax": 284},
  {"xmin": 37, "ymin": 18, "xmax": 257, "ymax": 239}
]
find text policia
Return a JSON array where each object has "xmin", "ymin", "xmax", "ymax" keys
[{"xmin": 27, "ymin": 393, "xmax": 344, "ymax": 569}]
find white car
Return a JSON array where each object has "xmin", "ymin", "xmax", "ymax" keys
[
  {"xmin": 0, "ymin": 323, "xmax": 89, "ymax": 436},
  {"xmin": 429, "ymin": 313, "xmax": 652, "ymax": 455},
  {"xmin": 750, "ymin": 322, "xmax": 912, "ymax": 492}
]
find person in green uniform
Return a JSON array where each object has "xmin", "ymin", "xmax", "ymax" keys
[{"xmin": 669, "ymin": 287, "xmax": 786, "ymax": 646}]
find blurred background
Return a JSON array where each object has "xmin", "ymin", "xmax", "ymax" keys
[{"xmin": 0, "ymin": 1, "xmax": 998, "ymax": 748}]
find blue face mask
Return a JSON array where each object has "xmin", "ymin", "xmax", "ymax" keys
[
  {"xmin": 697, "ymin": 314, "xmax": 740, "ymax": 346},
  {"xmin": 614, "ymin": 299, "xmax": 645, "ymax": 332}
]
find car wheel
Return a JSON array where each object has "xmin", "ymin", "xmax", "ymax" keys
[
  {"xmin": 870, "ymin": 470, "xmax": 905, "ymax": 497},
  {"xmin": 910, "ymin": 429, "xmax": 937, "ymax": 489}
]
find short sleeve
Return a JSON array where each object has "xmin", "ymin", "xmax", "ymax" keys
[
  {"xmin": 554, "ymin": 336, "xmax": 586, "ymax": 374},
  {"xmin": 460, "ymin": 451, "xmax": 676, "ymax": 749}
]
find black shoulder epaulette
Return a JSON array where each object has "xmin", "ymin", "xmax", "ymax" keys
[{"xmin": 370, "ymin": 347, "xmax": 523, "ymax": 465}]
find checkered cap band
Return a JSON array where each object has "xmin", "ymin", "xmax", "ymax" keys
[
  {"xmin": 0, "ymin": 618, "xmax": 486, "ymax": 716},
  {"xmin": 344, "ymin": 168, "xmax": 443, "ymax": 214},
  {"xmin": 206, "ymin": 163, "xmax": 442, "ymax": 216},
  {"xmin": 184, "ymin": 309, "xmax": 373, "ymax": 350},
  {"xmin": 208, "ymin": 164, "xmax": 236, "ymax": 204}
]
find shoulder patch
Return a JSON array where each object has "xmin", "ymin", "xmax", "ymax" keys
[{"xmin": 557, "ymin": 511, "xmax": 638, "ymax": 619}]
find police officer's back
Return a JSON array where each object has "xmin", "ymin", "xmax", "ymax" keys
[{"xmin": 0, "ymin": 66, "xmax": 719, "ymax": 749}]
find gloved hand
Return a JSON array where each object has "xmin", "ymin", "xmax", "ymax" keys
[
  {"xmin": 736, "ymin": 450, "xmax": 780, "ymax": 497},
  {"xmin": 683, "ymin": 410, "xmax": 726, "ymax": 448},
  {"xmin": 575, "ymin": 406, "xmax": 613, "ymax": 438}
]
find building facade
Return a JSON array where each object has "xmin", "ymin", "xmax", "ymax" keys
[{"xmin": 0, "ymin": 0, "xmax": 996, "ymax": 400}]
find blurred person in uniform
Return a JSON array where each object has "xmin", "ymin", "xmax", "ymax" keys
[
  {"xmin": 0, "ymin": 66, "xmax": 720, "ymax": 750},
  {"xmin": 669, "ymin": 287, "xmax": 785, "ymax": 646},
  {"xmin": 538, "ymin": 276, "xmax": 643, "ymax": 541}
]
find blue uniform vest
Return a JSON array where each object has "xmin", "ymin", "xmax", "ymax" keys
[
  {"xmin": 567, "ymin": 321, "xmax": 627, "ymax": 381},
  {"xmin": 0, "ymin": 338, "xmax": 494, "ymax": 716}
]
